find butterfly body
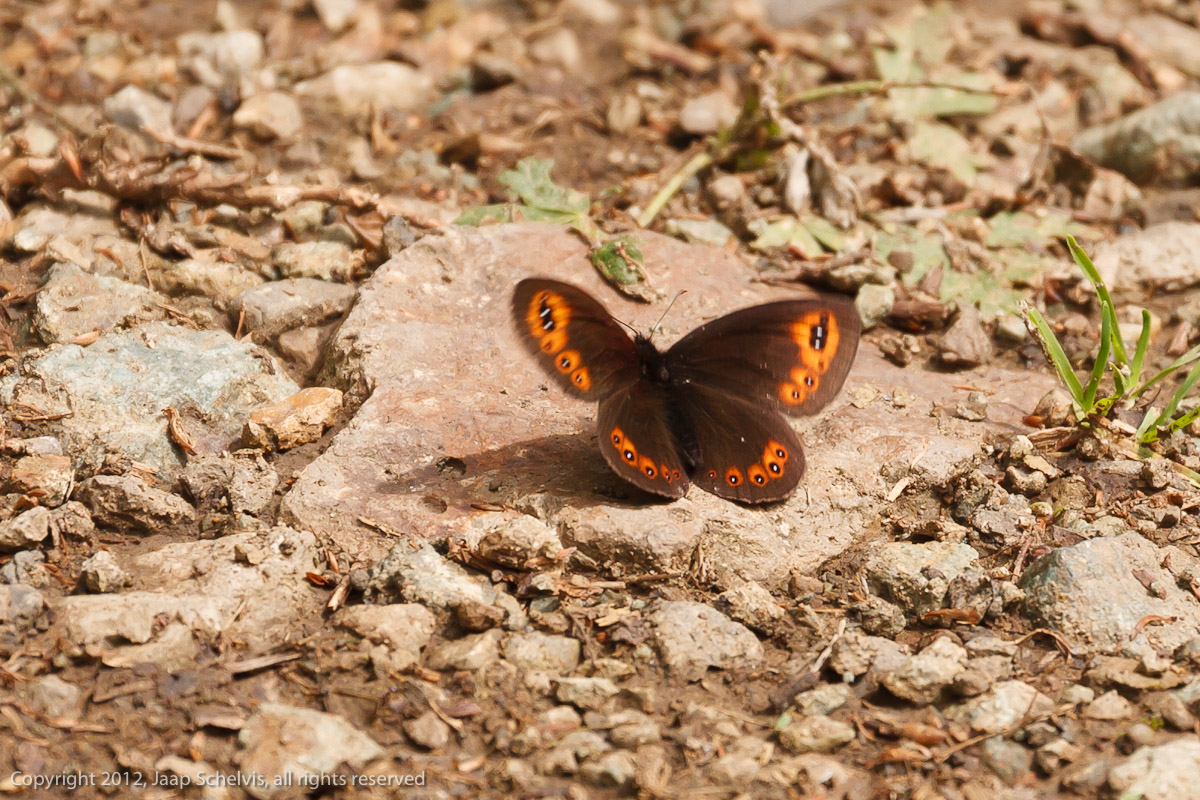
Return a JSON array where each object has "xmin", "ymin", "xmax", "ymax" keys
[{"xmin": 513, "ymin": 278, "xmax": 860, "ymax": 504}]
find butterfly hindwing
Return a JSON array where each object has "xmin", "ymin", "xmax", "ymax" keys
[
  {"xmin": 675, "ymin": 383, "xmax": 805, "ymax": 503},
  {"xmin": 511, "ymin": 278, "xmax": 639, "ymax": 399},
  {"xmin": 597, "ymin": 381, "xmax": 689, "ymax": 499},
  {"xmin": 665, "ymin": 298, "xmax": 860, "ymax": 417}
]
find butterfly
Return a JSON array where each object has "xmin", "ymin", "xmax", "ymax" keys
[{"xmin": 511, "ymin": 278, "xmax": 861, "ymax": 504}]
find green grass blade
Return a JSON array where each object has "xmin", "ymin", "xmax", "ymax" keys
[
  {"xmin": 1026, "ymin": 305, "xmax": 1087, "ymax": 412},
  {"xmin": 1133, "ymin": 344, "xmax": 1200, "ymax": 398},
  {"xmin": 1153, "ymin": 358, "xmax": 1200, "ymax": 428},
  {"xmin": 1129, "ymin": 309, "xmax": 1152, "ymax": 388},
  {"xmin": 1169, "ymin": 405, "xmax": 1200, "ymax": 434},
  {"xmin": 1083, "ymin": 310, "xmax": 1111, "ymax": 410},
  {"xmin": 1067, "ymin": 235, "xmax": 1129, "ymax": 366},
  {"xmin": 1137, "ymin": 406, "xmax": 1160, "ymax": 444}
]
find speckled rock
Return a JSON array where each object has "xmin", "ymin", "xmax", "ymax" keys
[{"xmin": 650, "ymin": 601, "xmax": 763, "ymax": 681}]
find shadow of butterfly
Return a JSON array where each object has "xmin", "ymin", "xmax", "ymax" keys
[{"xmin": 512, "ymin": 278, "xmax": 861, "ymax": 504}]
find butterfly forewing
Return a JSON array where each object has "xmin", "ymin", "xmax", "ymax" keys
[
  {"xmin": 511, "ymin": 279, "xmax": 639, "ymax": 399},
  {"xmin": 597, "ymin": 382, "xmax": 689, "ymax": 499},
  {"xmin": 665, "ymin": 299, "xmax": 860, "ymax": 416},
  {"xmin": 675, "ymin": 384, "xmax": 805, "ymax": 503}
]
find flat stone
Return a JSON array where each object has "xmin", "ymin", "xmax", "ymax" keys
[
  {"xmin": 954, "ymin": 680, "xmax": 1056, "ymax": 734},
  {"xmin": 456, "ymin": 513, "xmax": 562, "ymax": 569},
  {"xmin": 9, "ymin": 454, "xmax": 74, "ymax": 507},
  {"xmin": 238, "ymin": 703, "xmax": 383, "ymax": 799},
  {"xmin": 0, "ymin": 583, "xmax": 45, "ymax": 626},
  {"xmin": 279, "ymin": 222, "xmax": 1056, "ymax": 568},
  {"xmin": 176, "ymin": 29, "xmax": 263, "ymax": 79},
  {"xmin": 0, "ymin": 506, "xmax": 51, "ymax": 552},
  {"xmin": 233, "ymin": 91, "xmax": 302, "ymax": 140},
  {"xmin": 79, "ymin": 549, "xmax": 129, "ymax": 593},
  {"xmin": 650, "ymin": 600, "xmax": 763, "ymax": 680},
  {"xmin": 0, "ymin": 323, "xmax": 299, "ymax": 481},
  {"xmin": 55, "ymin": 527, "xmax": 322, "ymax": 660},
  {"xmin": 1108, "ymin": 738, "xmax": 1200, "ymax": 800},
  {"xmin": 503, "ymin": 632, "xmax": 581, "ymax": 674},
  {"xmin": 403, "ymin": 710, "xmax": 451, "ymax": 750},
  {"xmin": 778, "ymin": 716, "xmax": 856, "ymax": 753},
  {"xmin": 272, "ymin": 241, "xmax": 358, "ymax": 282},
  {"xmin": 103, "ymin": 85, "xmax": 172, "ymax": 134},
  {"xmin": 334, "ymin": 603, "xmax": 435, "ymax": 674},
  {"xmin": 881, "ymin": 636, "xmax": 968, "ymax": 704},
  {"xmin": 243, "ymin": 387, "xmax": 343, "ymax": 451},
  {"xmin": 24, "ymin": 674, "xmax": 82, "ymax": 721},
  {"xmin": 229, "ymin": 278, "xmax": 356, "ymax": 342},
  {"xmin": 34, "ymin": 262, "xmax": 166, "ymax": 344},
  {"xmin": 865, "ymin": 541, "xmax": 979, "ymax": 616},
  {"xmin": 295, "ymin": 62, "xmax": 431, "ymax": 119},
  {"xmin": 425, "ymin": 629, "xmax": 502, "ymax": 671},
  {"xmin": 76, "ymin": 475, "xmax": 196, "ymax": 532},
  {"xmin": 555, "ymin": 677, "xmax": 619, "ymax": 711}
]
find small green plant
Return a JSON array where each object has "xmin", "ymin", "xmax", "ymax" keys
[
  {"xmin": 1024, "ymin": 236, "xmax": 1200, "ymax": 445},
  {"xmin": 457, "ymin": 158, "xmax": 657, "ymax": 298}
]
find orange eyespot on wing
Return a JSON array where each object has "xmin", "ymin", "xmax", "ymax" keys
[
  {"xmin": 555, "ymin": 349, "xmax": 581, "ymax": 373},
  {"xmin": 762, "ymin": 441, "xmax": 788, "ymax": 478},
  {"xmin": 747, "ymin": 464, "xmax": 768, "ymax": 486},
  {"xmin": 791, "ymin": 311, "xmax": 839, "ymax": 373},
  {"xmin": 539, "ymin": 329, "xmax": 568, "ymax": 355},
  {"xmin": 610, "ymin": 426, "xmax": 638, "ymax": 464},
  {"xmin": 526, "ymin": 289, "xmax": 573, "ymax": 339},
  {"xmin": 570, "ymin": 367, "xmax": 592, "ymax": 391},
  {"xmin": 725, "ymin": 467, "xmax": 744, "ymax": 486},
  {"xmin": 639, "ymin": 457, "xmax": 658, "ymax": 478}
]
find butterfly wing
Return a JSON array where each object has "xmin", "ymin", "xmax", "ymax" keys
[
  {"xmin": 596, "ymin": 381, "xmax": 689, "ymax": 499},
  {"xmin": 665, "ymin": 298, "xmax": 860, "ymax": 416},
  {"xmin": 511, "ymin": 278, "xmax": 639, "ymax": 399},
  {"xmin": 674, "ymin": 384, "xmax": 804, "ymax": 503}
]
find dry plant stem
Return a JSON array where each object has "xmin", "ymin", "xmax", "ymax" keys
[
  {"xmin": 784, "ymin": 78, "xmax": 1012, "ymax": 108},
  {"xmin": 636, "ymin": 150, "xmax": 713, "ymax": 228}
]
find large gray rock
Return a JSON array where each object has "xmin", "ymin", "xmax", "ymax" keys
[
  {"xmin": 1021, "ymin": 533, "xmax": 1200, "ymax": 656},
  {"xmin": 280, "ymin": 223, "xmax": 1056, "ymax": 569},
  {"xmin": 0, "ymin": 323, "xmax": 299, "ymax": 480}
]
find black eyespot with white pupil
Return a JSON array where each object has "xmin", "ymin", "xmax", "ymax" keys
[
  {"xmin": 810, "ymin": 316, "xmax": 829, "ymax": 350},
  {"xmin": 644, "ymin": 465, "xmax": 655, "ymax": 477},
  {"xmin": 624, "ymin": 449, "xmax": 635, "ymax": 461},
  {"xmin": 753, "ymin": 474, "xmax": 765, "ymax": 484},
  {"xmin": 804, "ymin": 376, "xmax": 815, "ymax": 386},
  {"xmin": 775, "ymin": 448, "xmax": 786, "ymax": 458},
  {"xmin": 769, "ymin": 463, "xmax": 781, "ymax": 474},
  {"xmin": 539, "ymin": 302, "xmax": 554, "ymax": 331},
  {"xmin": 728, "ymin": 474, "xmax": 740, "ymax": 485}
]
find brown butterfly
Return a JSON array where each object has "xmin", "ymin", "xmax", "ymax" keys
[{"xmin": 512, "ymin": 278, "xmax": 861, "ymax": 504}]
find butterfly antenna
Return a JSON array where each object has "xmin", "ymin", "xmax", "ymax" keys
[{"xmin": 649, "ymin": 290, "xmax": 686, "ymax": 340}]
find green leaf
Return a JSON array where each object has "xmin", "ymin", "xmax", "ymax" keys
[
  {"xmin": 590, "ymin": 237, "xmax": 645, "ymax": 285},
  {"xmin": 1129, "ymin": 309, "xmax": 1152, "ymax": 389},
  {"xmin": 1134, "ymin": 344, "xmax": 1200, "ymax": 398},
  {"xmin": 1137, "ymin": 406, "xmax": 1161, "ymax": 444},
  {"xmin": 499, "ymin": 158, "xmax": 590, "ymax": 218},
  {"xmin": 1083, "ymin": 310, "xmax": 1112, "ymax": 410},
  {"xmin": 455, "ymin": 204, "xmax": 514, "ymax": 226},
  {"xmin": 907, "ymin": 121, "xmax": 987, "ymax": 184},
  {"xmin": 1154, "ymin": 359, "xmax": 1200, "ymax": 429},
  {"xmin": 1068, "ymin": 236, "xmax": 1128, "ymax": 366},
  {"xmin": 1026, "ymin": 305, "xmax": 1087, "ymax": 414},
  {"xmin": 749, "ymin": 217, "xmax": 825, "ymax": 257}
]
